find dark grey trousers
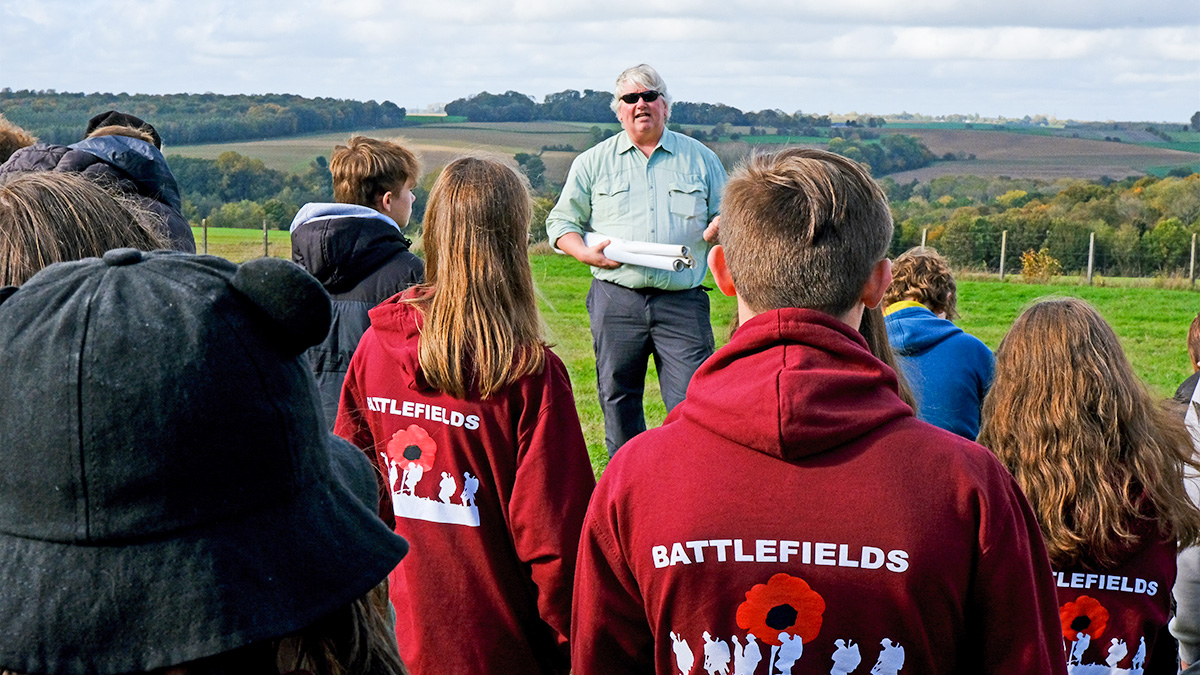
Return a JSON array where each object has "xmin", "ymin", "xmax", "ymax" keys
[{"xmin": 586, "ymin": 279, "xmax": 714, "ymax": 457}]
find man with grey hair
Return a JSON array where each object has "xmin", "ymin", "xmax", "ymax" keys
[{"xmin": 547, "ymin": 63, "xmax": 727, "ymax": 457}]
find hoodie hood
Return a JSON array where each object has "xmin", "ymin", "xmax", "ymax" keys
[
  {"xmin": 290, "ymin": 204, "xmax": 413, "ymax": 292},
  {"xmin": 366, "ymin": 292, "xmax": 429, "ymax": 389},
  {"xmin": 68, "ymin": 136, "xmax": 183, "ymax": 211},
  {"xmin": 884, "ymin": 304, "xmax": 964, "ymax": 356},
  {"xmin": 674, "ymin": 308, "xmax": 912, "ymax": 460}
]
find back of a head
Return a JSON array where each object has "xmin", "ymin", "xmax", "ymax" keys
[
  {"xmin": 719, "ymin": 148, "xmax": 893, "ymax": 316},
  {"xmin": 84, "ymin": 110, "xmax": 163, "ymax": 149},
  {"xmin": 0, "ymin": 172, "xmax": 169, "ymax": 286},
  {"xmin": 330, "ymin": 136, "xmax": 419, "ymax": 207},
  {"xmin": 86, "ymin": 124, "xmax": 157, "ymax": 146},
  {"xmin": 415, "ymin": 156, "xmax": 543, "ymax": 398},
  {"xmin": 0, "ymin": 115, "xmax": 36, "ymax": 165},
  {"xmin": 980, "ymin": 297, "xmax": 1200, "ymax": 567},
  {"xmin": 884, "ymin": 246, "xmax": 958, "ymax": 319}
]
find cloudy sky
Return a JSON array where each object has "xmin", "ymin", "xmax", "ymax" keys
[{"xmin": 2, "ymin": 0, "xmax": 1197, "ymax": 123}]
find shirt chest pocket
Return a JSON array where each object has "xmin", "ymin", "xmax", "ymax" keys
[
  {"xmin": 668, "ymin": 180, "xmax": 706, "ymax": 220},
  {"xmin": 592, "ymin": 179, "xmax": 630, "ymax": 224}
]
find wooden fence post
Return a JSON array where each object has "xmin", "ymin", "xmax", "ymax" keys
[
  {"xmin": 1087, "ymin": 231, "xmax": 1095, "ymax": 285},
  {"xmin": 921, "ymin": 228, "xmax": 928, "ymax": 248},
  {"xmin": 263, "ymin": 218, "xmax": 269, "ymax": 258},
  {"xmin": 202, "ymin": 218, "xmax": 208, "ymax": 255},
  {"xmin": 999, "ymin": 230, "xmax": 1007, "ymax": 281},
  {"xmin": 1191, "ymin": 233, "xmax": 1196, "ymax": 286}
]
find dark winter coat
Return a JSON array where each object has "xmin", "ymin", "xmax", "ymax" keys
[
  {"xmin": 290, "ymin": 204, "xmax": 425, "ymax": 428},
  {"xmin": 0, "ymin": 136, "xmax": 196, "ymax": 253}
]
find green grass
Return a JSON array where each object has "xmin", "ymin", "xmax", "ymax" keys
[
  {"xmin": 405, "ymin": 115, "xmax": 468, "ymax": 124},
  {"xmin": 192, "ymin": 226, "xmax": 292, "ymax": 261},
  {"xmin": 532, "ymin": 253, "xmax": 737, "ymax": 470},
  {"xmin": 193, "ymin": 227, "xmax": 1200, "ymax": 474},
  {"xmin": 955, "ymin": 280, "xmax": 1198, "ymax": 399}
]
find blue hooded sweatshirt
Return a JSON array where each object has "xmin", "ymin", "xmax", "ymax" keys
[{"xmin": 885, "ymin": 303, "xmax": 995, "ymax": 439}]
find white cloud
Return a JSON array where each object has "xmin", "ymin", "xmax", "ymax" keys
[{"xmin": 1, "ymin": 0, "xmax": 1196, "ymax": 121}]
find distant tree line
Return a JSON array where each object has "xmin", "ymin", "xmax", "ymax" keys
[
  {"xmin": 168, "ymin": 151, "xmax": 333, "ymax": 230},
  {"xmin": 882, "ymin": 173, "xmax": 1200, "ymax": 277},
  {"xmin": 0, "ymin": 89, "xmax": 407, "ymax": 146},
  {"xmin": 445, "ymin": 89, "xmax": 885, "ymax": 129}
]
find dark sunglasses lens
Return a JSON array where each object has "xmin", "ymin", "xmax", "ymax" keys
[{"xmin": 621, "ymin": 91, "xmax": 660, "ymax": 104}]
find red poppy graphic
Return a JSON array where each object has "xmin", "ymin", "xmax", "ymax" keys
[
  {"xmin": 1059, "ymin": 595, "xmax": 1109, "ymax": 642},
  {"xmin": 386, "ymin": 424, "xmax": 437, "ymax": 473},
  {"xmin": 735, "ymin": 573, "xmax": 825, "ymax": 647}
]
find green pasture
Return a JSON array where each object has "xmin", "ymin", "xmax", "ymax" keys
[
  {"xmin": 197, "ymin": 226, "xmax": 1200, "ymax": 473},
  {"xmin": 192, "ymin": 226, "xmax": 292, "ymax": 261}
]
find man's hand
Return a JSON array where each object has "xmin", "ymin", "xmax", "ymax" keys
[
  {"xmin": 703, "ymin": 215, "xmax": 721, "ymax": 243},
  {"xmin": 556, "ymin": 232, "xmax": 621, "ymax": 269}
]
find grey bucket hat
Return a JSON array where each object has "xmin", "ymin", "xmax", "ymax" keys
[{"xmin": 0, "ymin": 250, "xmax": 408, "ymax": 675}]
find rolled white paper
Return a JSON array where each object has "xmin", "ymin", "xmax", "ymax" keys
[
  {"xmin": 601, "ymin": 249, "xmax": 687, "ymax": 272},
  {"xmin": 581, "ymin": 233, "xmax": 690, "ymax": 258}
]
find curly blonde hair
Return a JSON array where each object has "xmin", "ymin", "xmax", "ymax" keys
[
  {"xmin": 883, "ymin": 247, "xmax": 957, "ymax": 320},
  {"xmin": 0, "ymin": 115, "xmax": 36, "ymax": 164},
  {"xmin": 979, "ymin": 298, "xmax": 1200, "ymax": 569}
]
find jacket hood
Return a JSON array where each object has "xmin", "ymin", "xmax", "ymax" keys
[
  {"xmin": 69, "ymin": 136, "xmax": 182, "ymax": 210},
  {"xmin": 289, "ymin": 203, "xmax": 400, "ymax": 233},
  {"xmin": 290, "ymin": 205, "xmax": 413, "ymax": 292},
  {"xmin": 673, "ymin": 308, "xmax": 912, "ymax": 460},
  {"xmin": 884, "ymin": 304, "xmax": 964, "ymax": 356}
]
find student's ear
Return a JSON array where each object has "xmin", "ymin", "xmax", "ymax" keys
[
  {"xmin": 374, "ymin": 190, "xmax": 394, "ymax": 213},
  {"xmin": 860, "ymin": 258, "xmax": 892, "ymax": 310},
  {"xmin": 708, "ymin": 245, "xmax": 737, "ymax": 297}
]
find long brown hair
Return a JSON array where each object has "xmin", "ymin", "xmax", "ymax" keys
[
  {"xmin": 979, "ymin": 297, "xmax": 1200, "ymax": 568},
  {"xmin": 407, "ymin": 157, "xmax": 545, "ymax": 398},
  {"xmin": 859, "ymin": 305, "xmax": 917, "ymax": 409}
]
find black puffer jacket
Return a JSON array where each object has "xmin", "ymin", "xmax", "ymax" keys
[
  {"xmin": 291, "ymin": 204, "xmax": 425, "ymax": 428},
  {"xmin": 0, "ymin": 136, "xmax": 196, "ymax": 253}
]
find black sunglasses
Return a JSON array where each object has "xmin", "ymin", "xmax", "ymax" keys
[{"xmin": 620, "ymin": 90, "xmax": 662, "ymax": 104}]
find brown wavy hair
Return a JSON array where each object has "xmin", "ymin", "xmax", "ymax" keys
[
  {"xmin": 407, "ymin": 156, "xmax": 545, "ymax": 398},
  {"xmin": 883, "ymin": 246, "xmax": 958, "ymax": 319},
  {"xmin": 978, "ymin": 297, "xmax": 1200, "ymax": 568},
  {"xmin": 1188, "ymin": 312, "xmax": 1200, "ymax": 372}
]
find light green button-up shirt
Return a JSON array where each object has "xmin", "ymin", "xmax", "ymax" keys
[{"xmin": 546, "ymin": 129, "xmax": 727, "ymax": 291}]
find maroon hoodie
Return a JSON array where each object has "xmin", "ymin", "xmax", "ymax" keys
[
  {"xmin": 572, "ymin": 308, "xmax": 1067, "ymax": 675},
  {"xmin": 1054, "ymin": 529, "xmax": 1177, "ymax": 673},
  {"xmin": 335, "ymin": 294, "xmax": 596, "ymax": 675}
]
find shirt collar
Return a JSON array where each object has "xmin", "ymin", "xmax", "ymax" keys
[
  {"xmin": 617, "ymin": 128, "xmax": 674, "ymax": 155},
  {"xmin": 883, "ymin": 300, "xmax": 930, "ymax": 316}
]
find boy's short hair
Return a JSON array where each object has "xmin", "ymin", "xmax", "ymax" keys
[
  {"xmin": 330, "ymin": 136, "xmax": 419, "ymax": 208},
  {"xmin": 86, "ymin": 125, "xmax": 157, "ymax": 145},
  {"xmin": 884, "ymin": 246, "xmax": 958, "ymax": 320},
  {"xmin": 720, "ymin": 148, "xmax": 893, "ymax": 316}
]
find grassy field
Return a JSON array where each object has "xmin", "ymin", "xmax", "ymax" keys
[
  {"xmin": 170, "ymin": 122, "xmax": 598, "ymax": 183},
  {"xmin": 199, "ymin": 226, "xmax": 1200, "ymax": 473}
]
